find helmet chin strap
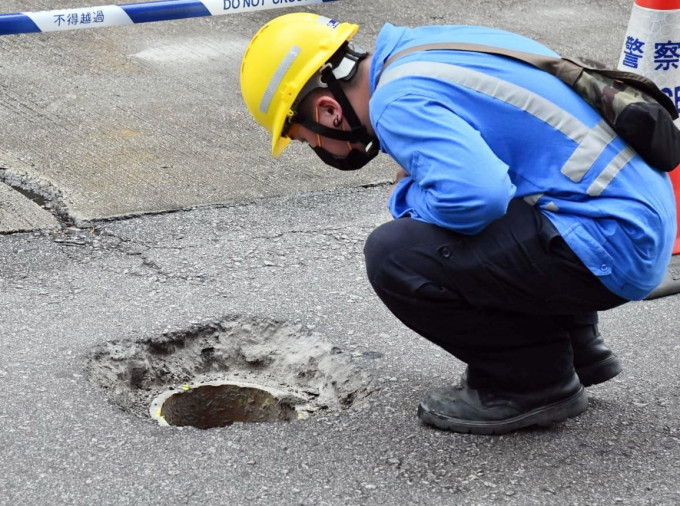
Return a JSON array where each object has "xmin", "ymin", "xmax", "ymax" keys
[{"xmin": 295, "ymin": 47, "xmax": 377, "ymax": 147}]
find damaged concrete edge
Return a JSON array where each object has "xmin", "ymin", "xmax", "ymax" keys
[
  {"xmin": 0, "ymin": 165, "xmax": 217, "ymax": 235},
  {"xmin": 0, "ymin": 167, "xmax": 392, "ymax": 236},
  {"xmin": 0, "ymin": 166, "xmax": 74, "ymax": 232},
  {"xmin": 86, "ymin": 179, "xmax": 394, "ymax": 227}
]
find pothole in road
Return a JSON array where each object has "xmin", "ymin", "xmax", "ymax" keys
[
  {"xmin": 151, "ymin": 381, "xmax": 302, "ymax": 428},
  {"xmin": 85, "ymin": 315, "xmax": 371, "ymax": 429}
]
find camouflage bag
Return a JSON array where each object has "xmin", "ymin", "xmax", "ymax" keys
[
  {"xmin": 563, "ymin": 56, "xmax": 679, "ymax": 172},
  {"xmin": 380, "ymin": 43, "xmax": 680, "ymax": 172}
]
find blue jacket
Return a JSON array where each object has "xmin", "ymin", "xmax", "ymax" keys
[{"xmin": 368, "ymin": 23, "xmax": 676, "ymax": 301}]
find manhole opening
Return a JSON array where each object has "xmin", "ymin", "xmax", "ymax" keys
[{"xmin": 151, "ymin": 381, "xmax": 302, "ymax": 429}]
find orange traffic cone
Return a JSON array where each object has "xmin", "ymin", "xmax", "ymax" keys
[
  {"xmin": 618, "ymin": 0, "xmax": 680, "ymax": 298},
  {"xmin": 672, "ymin": 169, "xmax": 680, "ymax": 255}
]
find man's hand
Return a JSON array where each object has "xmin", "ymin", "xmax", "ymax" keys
[{"xmin": 390, "ymin": 168, "xmax": 409, "ymax": 197}]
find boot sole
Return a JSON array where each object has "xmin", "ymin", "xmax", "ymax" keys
[
  {"xmin": 417, "ymin": 386, "xmax": 588, "ymax": 435},
  {"xmin": 577, "ymin": 354, "xmax": 622, "ymax": 387}
]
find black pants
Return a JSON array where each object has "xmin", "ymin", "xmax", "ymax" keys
[{"xmin": 363, "ymin": 199, "xmax": 627, "ymax": 392}]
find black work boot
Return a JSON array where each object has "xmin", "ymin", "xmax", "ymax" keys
[
  {"xmin": 570, "ymin": 324, "xmax": 622, "ymax": 387},
  {"xmin": 418, "ymin": 373, "xmax": 587, "ymax": 435},
  {"xmin": 459, "ymin": 325, "xmax": 621, "ymax": 388}
]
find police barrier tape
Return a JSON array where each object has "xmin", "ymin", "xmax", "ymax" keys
[{"xmin": 0, "ymin": 0, "xmax": 339, "ymax": 36}]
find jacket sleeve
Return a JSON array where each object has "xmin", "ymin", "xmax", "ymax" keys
[{"xmin": 376, "ymin": 93, "xmax": 516, "ymax": 235}]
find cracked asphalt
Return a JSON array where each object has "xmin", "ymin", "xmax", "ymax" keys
[
  {"xmin": 2, "ymin": 0, "xmax": 680, "ymax": 504},
  {"xmin": 2, "ymin": 185, "xmax": 680, "ymax": 505}
]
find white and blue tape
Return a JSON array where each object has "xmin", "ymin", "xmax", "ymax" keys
[{"xmin": 0, "ymin": 0, "xmax": 339, "ymax": 36}]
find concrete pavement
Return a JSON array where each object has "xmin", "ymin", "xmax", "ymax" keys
[{"xmin": 2, "ymin": 0, "xmax": 631, "ymax": 230}]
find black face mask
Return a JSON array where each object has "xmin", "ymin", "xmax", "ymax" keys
[
  {"xmin": 312, "ymin": 140, "xmax": 380, "ymax": 171},
  {"xmin": 294, "ymin": 52, "xmax": 382, "ymax": 171}
]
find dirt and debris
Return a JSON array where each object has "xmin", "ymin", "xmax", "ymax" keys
[{"xmin": 85, "ymin": 314, "xmax": 372, "ymax": 425}]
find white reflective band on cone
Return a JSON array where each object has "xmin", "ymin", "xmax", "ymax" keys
[{"xmin": 618, "ymin": 1, "xmax": 680, "ymax": 124}]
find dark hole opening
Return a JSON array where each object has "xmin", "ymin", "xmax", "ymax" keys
[{"xmin": 159, "ymin": 384, "xmax": 297, "ymax": 429}]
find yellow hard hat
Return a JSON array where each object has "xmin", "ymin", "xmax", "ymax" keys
[{"xmin": 240, "ymin": 13, "xmax": 359, "ymax": 157}]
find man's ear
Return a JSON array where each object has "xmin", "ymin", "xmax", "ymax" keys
[{"xmin": 313, "ymin": 95, "xmax": 343, "ymax": 126}]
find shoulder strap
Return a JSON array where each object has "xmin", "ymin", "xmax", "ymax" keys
[
  {"xmin": 378, "ymin": 42, "xmax": 584, "ymax": 85},
  {"xmin": 377, "ymin": 42, "xmax": 678, "ymax": 118}
]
